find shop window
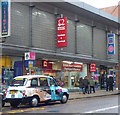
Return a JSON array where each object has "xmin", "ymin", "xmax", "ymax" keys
[
  {"xmin": 31, "ymin": 78, "xmax": 38, "ymax": 87},
  {"xmin": 39, "ymin": 78, "xmax": 48, "ymax": 87}
]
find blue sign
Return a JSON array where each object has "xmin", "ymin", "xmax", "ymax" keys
[
  {"xmin": 107, "ymin": 34, "xmax": 115, "ymax": 55},
  {"xmin": 0, "ymin": 0, "xmax": 10, "ymax": 37},
  {"xmin": 24, "ymin": 60, "xmax": 35, "ymax": 67}
]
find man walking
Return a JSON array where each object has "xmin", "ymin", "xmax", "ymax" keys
[
  {"xmin": 83, "ymin": 76, "xmax": 89, "ymax": 94},
  {"xmin": 90, "ymin": 76, "xmax": 95, "ymax": 93}
]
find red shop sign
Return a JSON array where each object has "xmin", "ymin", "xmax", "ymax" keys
[
  {"xmin": 57, "ymin": 17, "xmax": 67, "ymax": 47},
  {"xmin": 42, "ymin": 60, "xmax": 52, "ymax": 69},
  {"xmin": 90, "ymin": 63, "xmax": 96, "ymax": 72},
  {"xmin": 62, "ymin": 63, "xmax": 83, "ymax": 71}
]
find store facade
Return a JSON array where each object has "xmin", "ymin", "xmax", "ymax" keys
[{"xmin": 1, "ymin": 2, "xmax": 119, "ymax": 90}]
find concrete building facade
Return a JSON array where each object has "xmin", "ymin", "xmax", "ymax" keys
[{"xmin": 1, "ymin": 1, "xmax": 119, "ymax": 90}]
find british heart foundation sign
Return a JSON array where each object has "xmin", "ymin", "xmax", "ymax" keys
[
  {"xmin": 57, "ymin": 17, "xmax": 67, "ymax": 47},
  {"xmin": 90, "ymin": 63, "xmax": 96, "ymax": 72}
]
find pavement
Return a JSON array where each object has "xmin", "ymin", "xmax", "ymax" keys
[{"xmin": 69, "ymin": 89, "xmax": 119, "ymax": 100}]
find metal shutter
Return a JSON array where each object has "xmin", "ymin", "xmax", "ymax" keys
[
  {"xmin": 6, "ymin": 3, "xmax": 30, "ymax": 46},
  {"xmin": 93, "ymin": 28, "xmax": 106, "ymax": 59},
  {"xmin": 77, "ymin": 23, "xmax": 92, "ymax": 56},
  {"xmin": 32, "ymin": 8, "xmax": 55, "ymax": 51}
]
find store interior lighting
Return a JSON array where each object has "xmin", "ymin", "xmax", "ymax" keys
[
  {"xmin": 74, "ymin": 62, "xmax": 83, "ymax": 64},
  {"xmin": 48, "ymin": 62, "xmax": 55, "ymax": 64},
  {"xmin": 62, "ymin": 61, "xmax": 73, "ymax": 64}
]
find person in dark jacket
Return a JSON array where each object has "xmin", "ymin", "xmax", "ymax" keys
[
  {"xmin": 79, "ymin": 77, "xmax": 85, "ymax": 94},
  {"xmin": 109, "ymin": 76, "xmax": 114, "ymax": 91},
  {"xmin": 83, "ymin": 76, "xmax": 89, "ymax": 94}
]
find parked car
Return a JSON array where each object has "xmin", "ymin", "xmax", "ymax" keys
[{"xmin": 5, "ymin": 75, "xmax": 69, "ymax": 108}]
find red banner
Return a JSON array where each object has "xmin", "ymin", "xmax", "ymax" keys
[
  {"xmin": 57, "ymin": 17, "xmax": 67, "ymax": 47},
  {"xmin": 62, "ymin": 63, "xmax": 83, "ymax": 71},
  {"xmin": 90, "ymin": 63, "xmax": 96, "ymax": 72}
]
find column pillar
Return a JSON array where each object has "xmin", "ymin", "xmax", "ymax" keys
[
  {"xmin": 87, "ymin": 64, "xmax": 91, "ymax": 80},
  {"xmin": 68, "ymin": 72, "xmax": 71, "ymax": 89}
]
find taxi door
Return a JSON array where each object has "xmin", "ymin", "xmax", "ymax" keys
[{"xmin": 48, "ymin": 78, "xmax": 62, "ymax": 101}]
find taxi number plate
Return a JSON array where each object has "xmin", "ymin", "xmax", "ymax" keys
[{"xmin": 10, "ymin": 91, "xmax": 17, "ymax": 94}]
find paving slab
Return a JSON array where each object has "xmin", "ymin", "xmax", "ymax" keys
[{"xmin": 69, "ymin": 90, "xmax": 119, "ymax": 100}]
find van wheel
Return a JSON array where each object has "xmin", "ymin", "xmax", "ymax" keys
[
  {"xmin": 30, "ymin": 97, "xmax": 39, "ymax": 107},
  {"xmin": 60, "ymin": 94, "xmax": 68, "ymax": 104},
  {"xmin": 10, "ymin": 102, "xmax": 19, "ymax": 108}
]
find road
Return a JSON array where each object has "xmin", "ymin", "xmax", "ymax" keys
[{"xmin": 2, "ymin": 95, "xmax": 119, "ymax": 114}]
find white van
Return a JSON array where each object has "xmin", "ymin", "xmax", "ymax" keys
[{"xmin": 4, "ymin": 75, "xmax": 69, "ymax": 107}]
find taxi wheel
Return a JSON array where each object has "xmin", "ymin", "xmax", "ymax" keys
[
  {"xmin": 60, "ymin": 94, "xmax": 68, "ymax": 104},
  {"xmin": 30, "ymin": 97, "xmax": 39, "ymax": 107},
  {"xmin": 10, "ymin": 102, "xmax": 20, "ymax": 108}
]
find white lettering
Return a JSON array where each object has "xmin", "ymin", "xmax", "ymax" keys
[
  {"xmin": 57, "ymin": 26, "xmax": 65, "ymax": 30},
  {"xmin": 58, "ymin": 40, "xmax": 65, "ymax": 43},
  {"xmin": 57, "ymin": 34, "xmax": 65, "ymax": 37}
]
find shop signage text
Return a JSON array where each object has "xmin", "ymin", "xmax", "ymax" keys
[
  {"xmin": 107, "ymin": 33, "xmax": 115, "ymax": 55},
  {"xmin": 0, "ymin": 0, "xmax": 11, "ymax": 37},
  {"xmin": 90, "ymin": 63, "xmax": 96, "ymax": 72},
  {"xmin": 62, "ymin": 63, "xmax": 82, "ymax": 71},
  {"xmin": 57, "ymin": 17, "xmax": 67, "ymax": 47}
]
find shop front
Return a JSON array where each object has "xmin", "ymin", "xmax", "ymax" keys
[
  {"xmin": 1, "ymin": 56, "xmax": 23, "ymax": 86},
  {"xmin": 23, "ymin": 59, "xmax": 87, "ymax": 90},
  {"xmin": 92, "ymin": 65, "xmax": 116, "ymax": 89}
]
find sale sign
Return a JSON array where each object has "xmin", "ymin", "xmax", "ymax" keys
[
  {"xmin": 57, "ymin": 17, "xmax": 67, "ymax": 47},
  {"xmin": 90, "ymin": 63, "xmax": 96, "ymax": 72}
]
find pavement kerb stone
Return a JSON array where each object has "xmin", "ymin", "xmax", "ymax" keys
[{"xmin": 68, "ymin": 92, "xmax": 119, "ymax": 100}]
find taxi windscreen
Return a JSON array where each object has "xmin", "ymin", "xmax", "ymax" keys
[{"xmin": 10, "ymin": 78, "xmax": 27, "ymax": 86}]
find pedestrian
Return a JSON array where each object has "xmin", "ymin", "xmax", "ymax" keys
[
  {"xmin": 90, "ymin": 76, "xmax": 95, "ymax": 93},
  {"xmin": 79, "ymin": 77, "xmax": 85, "ymax": 94},
  {"xmin": 106, "ymin": 75, "xmax": 109, "ymax": 91},
  {"xmin": 109, "ymin": 76, "xmax": 114, "ymax": 91},
  {"xmin": 83, "ymin": 76, "xmax": 89, "ymax": 94}
]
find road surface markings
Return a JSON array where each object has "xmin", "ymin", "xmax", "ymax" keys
[
  {"xmin": 85, "ymin": 105, "xmax": 120, "ymax": 113},
  {"xmin": 2, "ymin": 107, "xmax": 45, "ymax": 114}
]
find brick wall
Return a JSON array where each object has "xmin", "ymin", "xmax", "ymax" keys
[{"xmin": 101, "ymin": 6, "xmax": 119, "ymax": 18}]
